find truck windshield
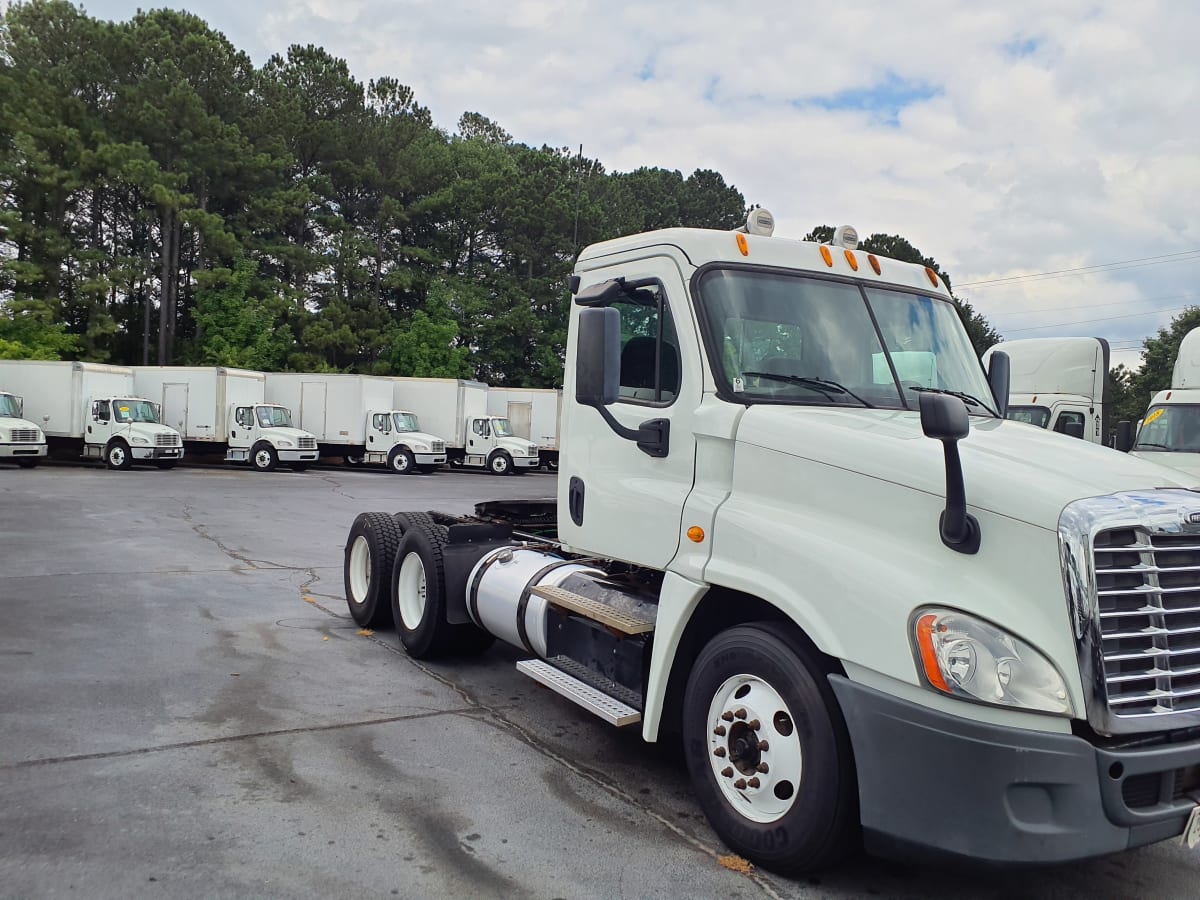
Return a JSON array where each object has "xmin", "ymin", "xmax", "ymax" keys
[
  {"xmin": 113, "ymin": 400, "xmax": 160, "ymax": 424},
  {"xmin": 492, "ymin": 418, "xmax": 513, "ymax": 437},
  {"xmin": 393, "ymin": 413, "xmax": 420, "ymax": 433},
  {"xmin": 1133, "ymin": 405, "xmax": 1200, "ymax": 452},
  {"xmin": 1007, "ymin": 405, "xmax": 1051, "ymax": 428},
  {"xmin": 256, "ymin": 406, "xmax": 292, "ymax": 428},
  {"xmin": 695, "ymin": 268, "xmax": 997, "ymax": 415},
  {"xmin": 0, "ymin": 394, "xmax": 20, "ymax": 417}
]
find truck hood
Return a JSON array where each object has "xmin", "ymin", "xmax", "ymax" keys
[
  {"xmin": 265, "ymin": 427, "xmax": 316, "ymax": 443},
  {"xmin": 1129, "ymin": 450, "xmax": 1200, "ymax": 480},
  {"xmin": 499, "ymin": 437, "xmax": 539, "ymax": 455},
  {"xmin": 0, "ymin": 416, "xmax": 44, "ymax": 436},
  {"xmin": 396, "ymin": 430, "xmax": 444, "ymax": 447},
  {"xmin": 736, "ymin": 406, "xmax": 1199, "ymax": 531},
  {"xmin": 123, "ymin": 423, "xmax": 179, "ymax": 441}
]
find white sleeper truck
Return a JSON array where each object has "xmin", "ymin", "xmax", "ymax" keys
[
  {"xmin": 133, "ymin": 366, "xmax": 318, "ymax": 472},
  {"xmin": 983, "ymin": 336, "xmax": 1109, "ymax": 442},
  {"xmin": 487, "ymin": 386, "xmax": 562, "ymax": 470},
  {"xmin": 1126, "ymin": 327, "xmax": 1200, "ymax": 477},
  {"xmin": 341, "ymin": 214, "xmax": 1200, "ymax": 872},
  {"xmin": 0, "ymin": 360, "xmax": 183, "ymax": 469},
  {"xmin": 393, "ymin": 377, "xmax": 540, "ymax": 475},
  {"xmin": 264, "ymin": 373, "xmax": 447, "ymax": 474},
  {"xmin": 0, "ymin": 389, "xmax": 48, "ymax": 467}
]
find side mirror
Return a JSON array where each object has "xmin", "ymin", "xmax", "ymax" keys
[
  {"xmin": 15, "ymin": 396, "xmax": 23, "ymax": 416},
  {"xmin": 1063, "ymin": 420, "xmax": 1085, "ymax": 440},
  {"xmin": 576, "ymin": 307, "xmax": 620, "ymax": 407},
  {"xmin": 920, "ymin": 390, "xmax": 969, "ymax": 441},
  {"xmin": 920, "ymin": 393, "xmax": 980, "ymax": 554},
  {"xmin": 987, "ymin": 351, "xmax": 1010, "ymax": 418},
  {"xmin": 1115, "ymin": 420, "xmax": 1134, "ymax": 453}
]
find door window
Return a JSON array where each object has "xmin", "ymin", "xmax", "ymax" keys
[
  {"xmin": 1053, "ymin": 411, "xmax": 1086, "ymax": 436},
  {"xmin": 92, "ymin": 400, "xmax": 110, "ymax": 421},
  {"xmin": 613, "ymin": 283, "xmax": 680, "ymax": 405},
  {"xmin": 372, "ymin": 413, "xmax": 391, "ymax": 432},
  {"xmin": 234, "ymin": 406, "xmax": 253, "ymax": 428}
]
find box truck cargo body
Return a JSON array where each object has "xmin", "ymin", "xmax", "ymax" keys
[
  {"xmin": 393, "ymin": 377, "xmax": 540, "ymax": 474},
  {"xmin": 1128, "ymin": 327, "xmax": 1200, "ymax": 477},
  {"xmin": 133, "ymin": 367, "xmax": 318, "ymax": 472},
  {"xmin": 486, "ymin": 387, "xmax": 561, "ymax": 469},
  {"xmin": 982, "ymin": 337, "xmax": 1108, "ymax": 442},
  {"xmin": 264, "ymin": 373, "xmax": 446, "ymax": 473},
  {"xmin": 0, "ymin": 360, "xmax": 183, "ymax": 469}
]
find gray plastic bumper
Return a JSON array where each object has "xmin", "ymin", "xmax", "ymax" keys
[
  {"xmin": 131, "ymin": 446, "xmax": 184, "ymax": 460},
  {"xmin": 830, "ymin": 675, "xmax": 1200, "ymax": 864},
  {"xmin": 277, "ymin": 449, "xmax": 318, "ymax": 462},
  {"xmin": 0, "ymin": 443, "xmax": 47, "ymax": 458}
]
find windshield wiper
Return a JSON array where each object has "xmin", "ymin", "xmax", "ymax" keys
[
  {"xmin": 908, "ymin": 386, "xmax": 997, "ymax": 416},
  {"xmin": 741, "ymin": 372, "xmax": 876, "ymax": 408},
  {"xmin": 1134, "ymin": 441, "xmax": 1170, "ymax": 450}
]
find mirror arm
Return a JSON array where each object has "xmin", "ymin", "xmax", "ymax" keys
[{"xmin": 593, "ymin": 405, "xmax": 670, "ymax": 458}]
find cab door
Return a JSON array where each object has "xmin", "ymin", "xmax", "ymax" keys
[{"xmin": 558, "ymin": 253, "xmax": 700, "ymax": 569}]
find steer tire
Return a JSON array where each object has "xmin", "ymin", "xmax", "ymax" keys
[
  {"xmin": 105, "ymin": 440, "xmax": 133, "ymax": 470},
  {"xmin": 343, "ymin": 512, "xmax": 403, "ymax": 628},
  {"xmin": 487, "ymin": 450, "xmax": 512, "ymax": 476},
  {"xmin": 251, "ymin": 442, "xmax": 278, "ymax": 472},
  {"xmin": 388, "ymin": 446, "xmax": 415, "ymax": 474},
  {"xmin": 682, "ymin": 623, "xmax": 858, "ymax": 874},
  {"xmin": 391, "ymin": 521, "xmax": 494, "ymax": 659}
]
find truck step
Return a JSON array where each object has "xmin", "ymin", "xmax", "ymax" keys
[
  {"xmin": 531, "ymin": 584, "xmax": 656, "ymax": 634},
  {"xmin": 516, "ymin": 659, "xmax": 642, "ymax": 727}
]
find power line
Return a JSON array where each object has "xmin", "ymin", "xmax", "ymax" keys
[
  {"xmin": 957, "ymin": 250, "xmax": 1200, "ymax": 289},
  {"xmin": 1003, "ymin": 306, "xmax": 1193, "ymax": 334}
]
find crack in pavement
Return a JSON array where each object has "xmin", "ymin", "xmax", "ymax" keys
[{"xmin": 176, "ymin": 498, "xmax": 308, "ymax": 571}]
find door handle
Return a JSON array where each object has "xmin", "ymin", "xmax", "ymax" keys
[{"xmin": 568, "ymin": 477, "xmax": 585, "ymax": 526}]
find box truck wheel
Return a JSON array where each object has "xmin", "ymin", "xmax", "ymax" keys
[
  {"xmin": 682, "ymin": 624, "xmax": 857, "ymax": 874},
  {"xmin": 343, "ymin": 512, "xmax": 402, "ymax": 628},
  {"xmin": 251, "ymin": 442, "xmax": 277, "ymax": 472},
  {"xmin": 391, "ymin": 521, "xmax": 495, "ymax": 659},
  {"xmin": 343, "ymin": 454, "xmax": 364, "ymax": 467},
  {"xmin": 105, "ymin": 440, "xmax": 132, "ymax": 470},
  {"xmin": 155, "ymin": 460, "xmax": 177, "ymax": 470},
  {"xmin": 487, "ymin": 450, "xmax": 512, "ymax": 476},
  {"xmin": 16, "ymin": 458, "xmax": 38, "ymax": 469},
  {"xmin": 387, "ymin": 446, "xmax": 415, "ymax": 474}
]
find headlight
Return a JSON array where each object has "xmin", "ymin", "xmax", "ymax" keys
[
  {"xmin": 276, "ymin": 439, "xmax": 294, "ymax": 448},
  {"xmin": 131, "ymin": 436, "xmax": 149, "ymax": 445},
  {"xmin": 911, "ymin": 608, "xmax": 1073, "ymax": 716},
  {"xmin": 410, "ymin": 443, "xmax": 430, "ymax": 453},
  {"xmin": 0, "ymin": 430, "xmax": 9, "ymax": 441}
]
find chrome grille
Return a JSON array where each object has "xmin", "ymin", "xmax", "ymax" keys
[
  {"xmin": 1094, "ymin": 527, "xmax": 1200, "ymax": 718},
  {"xmin": 297, "ymin": 437, "xmax": 317, "ymax": 450},
  {"xmin": 10, "ymin": 429, "xmax": 39, "ymax": 442},
  {"xmin": 431, "ymin": 440, "xmax": 445, "ymax": 453},
  {"xmin": 154, "ymin": 433, "xmax": 180, "ymax": 446}
]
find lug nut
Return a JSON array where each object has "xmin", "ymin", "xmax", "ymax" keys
[
  {"xmin": 734, "ymin": 778, "xmax": 747, "ymax": 790},
  {"xmin": 757, "ymin": 762, "xmax": 769, "ymax": 774},
  {"xmin": 758, "ymin": 740, "xmax": 769, "ymax": 751},
  {"xmin": 713, "ymin": 746, "xmax": 726, "ymax": 758},
  {"xmin": 721, "ymin": 711, "xmax": 734, "ymax": 722},
  {"xmin": 713, "ymin": 725, "xmax": 726, "ymax": 736},
  {"xmin": 721, "ymin": 767, "xmax": 734, "ymax": 778},
  {"xmin": 734, "ymin": 708, "xmax": 747, "ymax": 719},
  {"xmin": 747, "ymin": 777, "xmax": 761, "ymax": 788},
  {"xmin": 748, "ymin": 719, "xmax": 760, "ymax": 730}
]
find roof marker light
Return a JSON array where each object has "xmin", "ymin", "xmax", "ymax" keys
[
  {"xmin": 844, "ymin": 249, "xmax": 858, "ymax": 271},
  {"xmin": 868, "ymin": 254, "xmax": 881, "ymax": 275},
  {"xmin": 819, "ymin": 245, "xmax": 833, "ymax": 267},
  {"xmin": 925, "ymin": 266, "xmax": 940, "ymax": 287},
  {"xmin": 736, "ymin": 233, "xmax": 749, "ymax": 256},
  {"xmin": 832, "ymin": 225, "xmax": 858, "ymax": 250}
]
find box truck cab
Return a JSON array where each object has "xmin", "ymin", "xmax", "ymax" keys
[
  {"xmin": 982, "ymin": 336, "xmax": 1108, "ymax": 442},
  {"xmin": 344, "ymin": 212, "xmax": 1200, "ymax": 874},
  {"xmin": 459, "ymin": 413, "xmax": 539, "ymax": 475},
  {"xmin": 227, "ymin": 403, "xmax": 318, "ymax": 472},
  {"xmin": 87, "ymin": 396, "xmax": 184, "ymax": 469},
  {"xmin": 0, "ymin": 390, "xmax": 47, "ymax": 467},
  {"xmin": 355, "ymin": 409, "xmax": 446, "ymax": 474},
  {"xmin": 487, "ymin": 387, "xmax": 561, "ymax": 470},
  {"xmin": 1129, "ymin": 327, "xmax": 1200, "ymax": 476}
]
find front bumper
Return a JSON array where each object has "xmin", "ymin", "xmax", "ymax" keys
[
  {"xmin": 513, "ymin": 455, "xmax": 540, "ymax": 469},
  {"xmin": 131, "ymin": 446, "xmax": 184, "ymax": 460},
  {"xmin": 414, "ymin": 453, "xmax": 447, "ymax": 466},
  {"xmin": 831, "ymin": 676, "xmax": 1200, "ymax": 864},
  {"xmin": 277, "ymin": 449, "xmax": 319, "ymax": 462},
  {"xmin": 0, "ymin": 442, "xmax": 47, "ymax": 458}
]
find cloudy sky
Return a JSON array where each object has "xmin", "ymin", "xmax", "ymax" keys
[{"xmin": 73, "ymin": 1, "xmax": 1200, "ymax": 368}]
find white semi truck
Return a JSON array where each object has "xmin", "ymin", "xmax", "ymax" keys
[
  {"xmin": 132, "ymin": 366, "xmax": 318, "ymax": 472},
  {"xmin": 982, "ymin": 336, "xmax": 1109, "ymax": 442},
  {"xmin": 263, "ymin": 373, "xmax": 447, "ymax": 474},
  {"xmin": 486, "ymin": 386, "xmax": 561, "ymax": 470},
  {"xmin": 0, "ymin": 389, "xmax": 48, "ymax": 467},
  {"xmin": 343, "ymin": 213, "xmax": 1200, "ymax": 873},
  {"xmin": 393, "ymin": 377, "xmax": 540, "ymax": 474},
  {"xmin": 0, "ymin": 360, "xmax": 183, "ymax": 469},
  {"xmin": 1127, "ymin": 326, "xmax": 1200, "ymax": 476}
]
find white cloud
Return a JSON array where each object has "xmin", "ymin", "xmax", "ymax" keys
[{"xmin": 80, "ymin": 0, "xmax": 1200, "ymax": 366}]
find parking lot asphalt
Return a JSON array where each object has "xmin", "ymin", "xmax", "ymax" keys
[{"xmin": 2, "ymin": 461, "xmax": 1199, "ymax": 899}]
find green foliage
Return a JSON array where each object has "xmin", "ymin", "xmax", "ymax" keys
[
  {"xmin": 186, "ymin": 257, "xmax": 289, "ymax": 369},
  {"xmin": 1126, "ymin": 307, "xmax": 1200, "ymax": 414},
  {"xmin": 0, "ymin": 299, "xmax": 81, "ymax": 359}
]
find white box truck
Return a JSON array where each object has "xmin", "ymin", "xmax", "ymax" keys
[
  {"xmin": 392, "ymin": 377, "xmax": 540, "ymax": 474},
  {"xmin": 343, "ymin": 211, "xmax": 1200, "ymax": 873},
  {"xmin": 982, "ymin": 337, "xmax": 1109, "ymax": 442},
  {"xmin": 0, "ymin": 388, "xmax": 48, "ymax": 467},
  {"xmin": 132, "ymin": 366, "xmax": 318, "ymax": 472},
  {"xmin": 1126, "ymin": 326, "xmax": 1200, "ymax": 476},
  {"xmin": 263, "ymin": 373, "xmax": 447, "ymax": 474},
  {"xmin": 486, "ymin": 387, "xmax": 561, "ymax": 470},
  {"xmin": 0, "ymin": 360, "xmax": 183, "ymax": 469}
]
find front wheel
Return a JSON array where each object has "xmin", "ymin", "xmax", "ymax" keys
[
  {"xmin": 682, "ymin": 624, "xmax": 857, "ymax": 874},
  {"xmin": 487, "ymin": 451, "xmax": 512, "ymax": 476},
  {"xmin": 16, "ymin": 458, "xmax": 39, "ymax": 469},
  {"xmin": 388, "ymin": 446, "xmax": 415, "ymax": 474},
  {"xmin": 251, "ymin": 442, "xmax": 277, "ymax": 472},
  {"xmin": 106, "ymin": 441, "xmax": 132, "ymax": 470}
]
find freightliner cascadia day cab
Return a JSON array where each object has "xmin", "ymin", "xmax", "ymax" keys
[
  {"xmin": 341, "ymin": 212, "xmax": 1200, "ymax": 872},
  {"xmin": 983, "ymin": 336, "xmax": 1109, "ymax": 442},
  {"xmin": 0, "ymin": 389, "xmax": 48, "ymax": 467},
  {"xmin": 1127, "ymin": 327, "xmax": 1200, "ymax": 477},
  {"xmin": 486, "ymin": 386, "xmax": 562, "ymax": 470},
  {"xmin": 264, "ymin": 373, "xmax": 447, "ymax": 474},
  {"xmin": 0, "ymin": 360, "xmax": 183, "ymax": 469},
  {"xmin": 393, "ymin": 377, "xmax": 540, "ymax": 474},
  {"xmin": 132, "ymin": 367, "xmax": 318, "ymax": 472}
]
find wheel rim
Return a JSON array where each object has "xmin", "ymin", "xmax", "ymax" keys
[
  {"xmin": 392, "ymin": 453, "xmax": 410, "ymax": 472},
  {"xmin": 397, "ymin": 551, "xmax": 427, "ymax": 630},
  {"xmin": 348, "ymin": 536, "xmax": 371, "ymax": 605},
  {"xmin": 255, "ymin": 449, "xmax": 272, "ymax": 469},
  {"xmin": 110, "ymin": 446, "xmax": 125, "ymax": 466},
  {"xmin": 705, "ymin": 673, "xmax": 803, "ymax": 824},
  {"xmin": 491, "ymin": 456, "xmax": 507, "ymax": 473}
]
